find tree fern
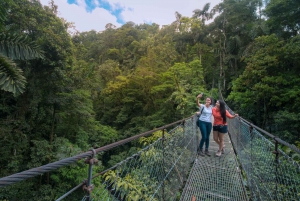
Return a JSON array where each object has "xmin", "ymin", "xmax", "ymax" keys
[
  {"xmin": 0, "ymin": 0, "xmax": 11, "ymax": 29},
  {"xmin": 0, "ymin": 55, "xmax": 26, "ymax": 96},
  {"xmin": 0, "ymin": 33, "xmax": 44, "ymax": 60},
  {"xmin": 0, "ymin": 6, "xmax": 6, "ymax": 26},
  {"xmin": 0, "ymin": 1, "xmax": 44, "ymax": 96},
  {"xmin": 0, "ymin": 33, "xmax": 44, "ymax": 96}
]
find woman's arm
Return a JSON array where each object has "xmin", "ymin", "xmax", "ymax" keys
[
  {"xmin": 196, "ymin": 94, "xmax": 203, "ymax": 107},
  {"xmin": 226, "ymin": 110, "xmax": 239, "ymax": 119}
]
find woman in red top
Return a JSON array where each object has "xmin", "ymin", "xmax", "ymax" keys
[{"xmin": 212, "ymin": 100, "xmax": 238, "ymax": 157}]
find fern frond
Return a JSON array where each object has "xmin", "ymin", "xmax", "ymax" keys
[
  {"xmin": 0, "ymin": 32, "xmax": 44, "ymax": 60},
  {"xmin": 0, "ymin": 7, "xmax": 6, "ymax": 25},
  {"xmin": 0, "ymin": 55, "xmax": 26, "ymax": 96},
  {"xmin": 0, "ymin": 0, "xmax": 11, "ymax": 28}
]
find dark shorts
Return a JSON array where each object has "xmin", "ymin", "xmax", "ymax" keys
[{"xmin": 213, "ymin": 125, "xmax": 228, "ymax": 133}]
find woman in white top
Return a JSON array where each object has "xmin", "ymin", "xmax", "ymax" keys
[{"xmin": 196, "ymin": 93, "xmax": 213, "ymax": 156}]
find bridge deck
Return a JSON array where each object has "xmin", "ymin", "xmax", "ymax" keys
[{"xmin": 180, "ymin": 131, "xmax": 248, "ymax": 201}]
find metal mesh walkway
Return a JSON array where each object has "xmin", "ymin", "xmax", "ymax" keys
[
  {"xmin": 81, "ymin": 117, "xmax": 198, "ymax": 201},
  {"xmin": 1, "ymin": 110, "xmax": 300, "ymax": 200},
  {"xmin": 180, "ymin": 132, "xmax": 248, "ymax": 201}
]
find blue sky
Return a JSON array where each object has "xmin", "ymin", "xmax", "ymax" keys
[
  {"xmin": 67, "ymin": 0, "xmax": 126, "ymax": 24},
  {"xmin": 39, "ymin": 0, "xmax": 222, "ymax": 32}
]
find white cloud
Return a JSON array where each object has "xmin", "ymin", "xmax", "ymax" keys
[
  {"xmin": 93, "ymin": 0, "xmax": 100, "ymax": 7},
  {"xmin": 76, "ymin": 0, "xmax": 87, "ymax": 9},
  {"xmin": 107, "ymin": 0, "xmax": 222, "ymax": 25},
  {"xmin": 39, "ymin": 0, "xmax": 121, "ymax": 32},
  {"xmin": 39, "ymin": 0, "xmax": 222, "ymax": 32}
]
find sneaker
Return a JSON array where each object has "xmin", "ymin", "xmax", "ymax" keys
[
  {"xmin": 198, "ymin": 150, "xmax": 205, "ymax": 156},
  {"xmin": 216, "ymin": 150, "xmax": 222, "ymax": 157},
  {"xmin": 221, "ymin": 147, "xmax": 225, "ymax": 154},
  {"xmin": 205, "ymin": 150, "xmax": 211, "ymax": 156}
]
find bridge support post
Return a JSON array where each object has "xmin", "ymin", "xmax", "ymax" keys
[
  {"xmin": 248, "ymin": 124, "xmax": 253, "ymax": 197},
  {"xmin": 83, "ymin": 149, "xmax": 98, "ymax": 201},
  {"xmin": 162, "ymin": 128, "xmax": 165, "ymax": 201},
  {"xmin": 273, "ymin": 138, "xmax": 279, "ymax": 201}
]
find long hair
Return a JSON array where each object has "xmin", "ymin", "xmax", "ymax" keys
[{"xmin": 218, "ymin": 100, "xmax": 226, "ymax": 124}]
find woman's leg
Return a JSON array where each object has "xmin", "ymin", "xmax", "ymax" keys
[
  {"xmin": 198, "ymin": 121, "xmax": 207, "ymax": 155},
  {"xmin": 219, "ymin": 126, "xmax": 228, "ymax": 154},
  {"xmin": 205, "ymin": 123, "xmax": 212, "ymax": 150},
  {"xmin": 214, "ymin": 131, "xmax": 222, "ymax": 156},
  {"xmin": 218, "ymin": 132, "xmax": 225, "ymax": 153},
  {"xmin": 213, "ymin": 131, "xmax": 220, "ymax": 146}
]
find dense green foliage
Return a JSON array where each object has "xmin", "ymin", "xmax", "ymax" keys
[{"xmin": 0, "ymin": 0, "xmax": 299, "ymax": 200}]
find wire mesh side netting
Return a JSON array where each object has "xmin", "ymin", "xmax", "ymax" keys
[
  {"xmin": 82, "ymin": 117, "xmax": 198, "ymax": 201},
  {"xmin": 228, "ymin": 117, "xmax": 300, "ymax": 201}
]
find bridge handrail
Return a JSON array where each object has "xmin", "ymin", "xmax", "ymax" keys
[
  {"xmin": 0, "ymin": 115, "xmax": 193, "ymax": 188},
  {"xmin": 219, "ymin": 92, "xmax": 300, "ymax": 155}
]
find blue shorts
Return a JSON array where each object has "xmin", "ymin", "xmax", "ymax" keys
[{"xmin": 213, "ymin": 125, "xmax": 228, "ymax": 133}]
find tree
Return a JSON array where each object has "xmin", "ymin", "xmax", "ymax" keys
[
  {"xmin": 264, "ymin": 0, "xmax": 300, "ymax": 38},
  {"xmin": 229, "ymin": 34, "xmax": 300, "ymax": 142},
  {"xmin": 192, "ymin": 3, "xmax": 213, "ymax": 25},
  {"xmin": 207, "ymin": 0, "xmax": 264, "ymax": 92},
  {"xmin": 0, "ymin": 1, "xmax": 94, "ymax": 199},
  {"xmin": 0, "ymin": 0, "xmax": 43, "ymax": 96}
]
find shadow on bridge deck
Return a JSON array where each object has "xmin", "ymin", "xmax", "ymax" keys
[{"xmin": 180, "ymin": 131, "xmax": 248, "ymax": 201}]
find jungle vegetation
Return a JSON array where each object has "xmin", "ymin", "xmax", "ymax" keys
[{"xmin": 0, "ymin": 0, "xmax": 299, "ymax": 200}]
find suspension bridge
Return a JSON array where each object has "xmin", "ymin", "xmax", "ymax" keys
[{"xmin": 0, "ymin": 99, "xmax": 300, "ymax": 201}]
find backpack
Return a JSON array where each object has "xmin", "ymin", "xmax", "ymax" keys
[
  {"xmin": 196, "ymin": 105, "xmax": 204, "ymax": 116},
  {"xmin": 196, "ymin": 106, "xmax": 204, "ymax": 127}
]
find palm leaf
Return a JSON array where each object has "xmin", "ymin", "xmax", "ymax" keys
[
  {"xmin": 192, "ymin": 9, "xmax": 202, "ymax": 19},
  {"xmin": 0, "ymin": 32, "xmax": 44, "ymax": 60},
  {"xmin": 0, "ymin": 6, "xmax": 6, "ymax": 25},
  {"xmin": 192, "ymin": 3, "xmax": 211, "ymax": 20},
  {"xmin": 0, "ymin": 0, "xmax": 11, "ymax": 28},
  {"xmin": 0, "ymin": 55, "xmax": 26, "ymax": 96}
]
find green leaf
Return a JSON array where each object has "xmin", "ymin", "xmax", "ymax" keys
[
  {"xmin": 0, "ymin": 32, "xmax": 44, "ymax": 60},
  {"xmin": 0, "ymin": 0, "xmax": 11, "ymax": 28},
  {"xmin": 0, "ymin": 55, "xmax": 26, "ymax": 96}
]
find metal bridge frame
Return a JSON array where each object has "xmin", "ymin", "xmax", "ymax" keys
[
  {"xmin": 0, "ymin": 116, "xmax": 192, "ymax": 200},
  {"xmin": 1, "ymin": 93, "xmax": 300, "ymax": 200}
]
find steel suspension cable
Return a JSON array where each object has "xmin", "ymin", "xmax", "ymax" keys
[{"xmin": 0, "ymin": 116, "xmax": 193, "ymax": 188}]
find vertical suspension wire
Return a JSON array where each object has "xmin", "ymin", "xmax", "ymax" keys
[
  {"xmin": 85, "ymin": 149, "xmax": 96, "ymax": 201},
  {"xmin": 217, "ymin": 89, "xmax": 300, "ymax": 201},
  {"xmin": 274, "ymin": 139, "xmax": 279, "ymax": 201},
  {"xmin": 162, "ymin": 128, "xmax": 165, "ymax": 201},
  {"xmin": 249, "ymin": 124, "xmax": 253, "ymax": 200}
]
